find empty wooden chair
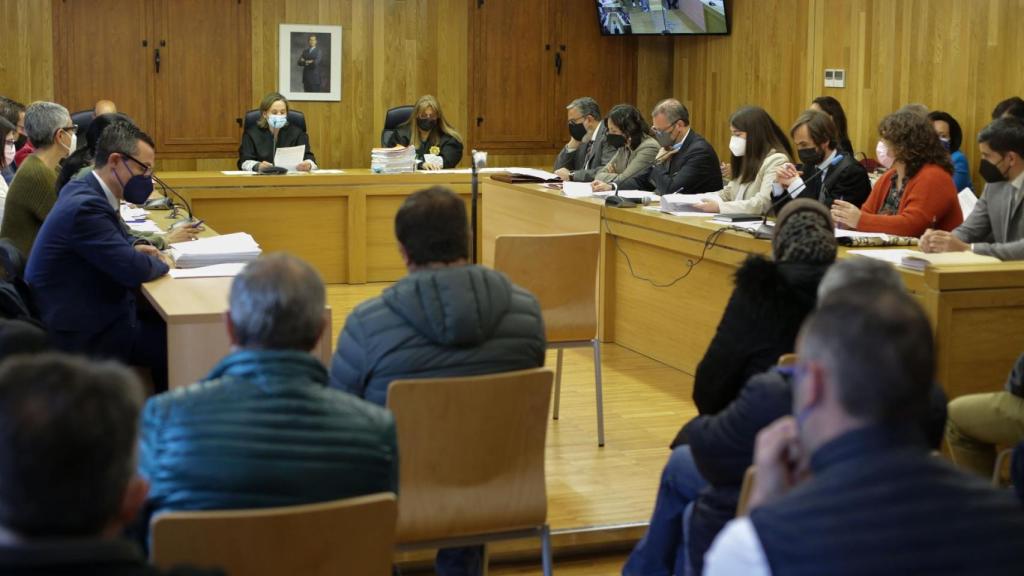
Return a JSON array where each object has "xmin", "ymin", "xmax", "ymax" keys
[
  {"xmin": 387, "ymin": 368, "xmax": 555, "ymax": 576},
  {"xmin": 494, "ymin": 232, "xmax": 605, "ymax": 446},
  {"xmin": 151, "ymin": 493, "xmax": 398, "ymax": 576}
]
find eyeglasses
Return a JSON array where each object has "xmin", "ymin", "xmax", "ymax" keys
[
  {"xmin": 121, "ymin": 152, "xmax": 154, "ymax": 177},
  {"xmin": 62, "ymin": 124, "xmax": 79, "ymax": 135}
]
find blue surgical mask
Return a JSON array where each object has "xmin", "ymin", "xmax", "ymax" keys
[
  {"xmin": 268, "ymin": 114, "xmax": 288, "ymax": 129},
  {"xmin": 113, "ymin": 156, "xmax": 154, "ymax": 205}
]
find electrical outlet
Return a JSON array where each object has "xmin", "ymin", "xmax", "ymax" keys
[{"xmin": 834, "ymin": 69, "xmax": 846, "ymax": 88}]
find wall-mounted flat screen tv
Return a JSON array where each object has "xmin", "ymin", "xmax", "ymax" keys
[{"xmin": 596, "ymin": 0, "xmax": 729, "ymax": 36}]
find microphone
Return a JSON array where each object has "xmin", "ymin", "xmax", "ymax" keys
[
  {"xmin": 151, "ymin": 174, "xmax": 197, "ymax": 224},
  {"xmin": 763, "ymin": 154, "xmax": 844, "ymax": 221}
]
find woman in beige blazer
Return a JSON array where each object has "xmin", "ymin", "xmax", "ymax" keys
[
  {"xmin": 592, "ymin": 104, "xmax": 660, "ymax": 190},
  {"xmin": 695, "ymin": 106, "xmax": 794, "ymax": 214}
]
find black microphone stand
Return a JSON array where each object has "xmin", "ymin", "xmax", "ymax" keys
[{"xmin": 152, "ymin": 175, "xmax": 196, "ymax": 224}]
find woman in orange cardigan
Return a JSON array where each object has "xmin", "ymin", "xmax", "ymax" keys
[{"xmin": 831, "ymin": 109, "xmax": 963, "ymax": 236}]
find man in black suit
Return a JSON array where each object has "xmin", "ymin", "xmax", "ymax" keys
[
  {"xmin": 297, "ymin": 35, "xmax": 323, "ymax": 92},
  {"xmin": 553, "ymin": 97, "xmax": 616, "ymax": 182},
  {"xmin": 772, "ymin": 109, "xmax": 871, "ymax": 209},
  {"xmin": 614, "ymin": 99, "xmax": 723, "ymax": 195}
]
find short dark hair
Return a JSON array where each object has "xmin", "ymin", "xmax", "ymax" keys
[
  {"xmin": 0, "ymin": 97, "xmax": 25, "ymax": 128},
  {"xmin": 927, "ymin": 110, "xmax": 964, "ymax": 153},
  {"xmin": 0, "ymin": 354, "xmax": 144, "ymax": 537},
  {"xmin": 395, "ymin": 186, "xmax": 469, "ymax": 266},
  {"xmin": 95, "ymin": 122, "xmax": 155, "ymax": 168},
  {"xmin": 799, "ymin": 288, "xmax": 934, "ymax": 425},
  {"xmin": 229, "ymin": 253, "xmax": 326, "ymax": 351},
  {"xmin": 992, "ymin": 96, "xmax": 1024, "ymax": 120},
  {"xmin": 791, "ymin": 109, "xmax": 839, "ymax": 150},
  {"xmin": 0, "ymin": 319, "xmax": 48, "ymax": 360},
  {"xmin": 978, "ymin": 117, "xmax": 1024, "ymax": 158},
  {"xmin": 607, "ymin": 103, "xmax": 652, "ymax": 150}
]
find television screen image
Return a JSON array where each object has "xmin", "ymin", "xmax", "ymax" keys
[{"xmin": 596, "ymin": 0, "xmax": 729, "ymax": 36}]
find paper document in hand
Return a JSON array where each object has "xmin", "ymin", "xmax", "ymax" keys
[
  {"xmin": 168, "ymin": 262, "xmax": 248, "ymax": 279},
  {"xmin": 959, "ymin": 188, "xmax": 978, "ymax": 220},
  {"xmin": 170, "ymin": 232, "xmax": 262, "ymax": 268},
  {"xmin": 273, "ymin": 145, "xmax": 306, "ymax": 172}
]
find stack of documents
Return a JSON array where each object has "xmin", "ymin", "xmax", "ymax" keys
[
  {"xmin": 169, "ymin": 233, "xmax": 262, "ymax": 269},
  {"xmin": 371, "ymin": 146, "xmax": 416, "ymax": 173}
]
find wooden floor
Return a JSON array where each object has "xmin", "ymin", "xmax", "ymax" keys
[{"xmin": 327, "ymin": 284, "xmax": 698, "ymax": 534}]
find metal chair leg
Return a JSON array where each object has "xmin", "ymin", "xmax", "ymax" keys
[
  {"xmin": 593, "ymin": 339, "xmax": 604, "ymax": 447},
  {"xmin": 540, "ymin": 524, "xmax": 553, "ymax": 576},
  {"xmin": 553, "ymin": 348, "xmax": 563, "ymax": 420}
]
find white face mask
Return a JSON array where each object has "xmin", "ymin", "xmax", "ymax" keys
[
  {"xmin": 729, "ymin": 134, "xmax": 746, "ymax": 157},
  {"xmin": 3, "ymin": 142, "xmax": 14, "ymax": 166},
  {"xmin": 60, "ymin": 129, "xmax": 77, "ymax": 154}
]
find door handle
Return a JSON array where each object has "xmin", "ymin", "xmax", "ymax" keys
[{"xmin": 554, "ymin": 52, "xmax": 562, "ymax": 75}]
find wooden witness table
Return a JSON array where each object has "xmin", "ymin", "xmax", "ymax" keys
[
  {"xmin": 481, "ymin": 179, "xmax": 1024, "ymax": 401},
  {"xmin": 140, "ymin": 219, "xmax": 332, "ymax": 390},
  {"xmin": 159, "ymin": 170, "xmax": 474, "ymax": 284}
]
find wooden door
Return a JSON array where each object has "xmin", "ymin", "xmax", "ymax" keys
[
  {"xmin": 152, "ymin": 0, "xmax": 251, "ymax": 156},
  {"xmin": 52, "ymin": 0, "xmax": 154, "ymax": 131},
  {"xmin": 554, "ymin": 0, "xmax": 638, "ymax": 130},
  {"xmin": 470, "ymin": 0, "xmax": 557, "ymax": 151}
]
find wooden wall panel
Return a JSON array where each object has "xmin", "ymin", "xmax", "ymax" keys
[{"xmin": 0, "ymin": 0, "xmax": 54, "ymax": 103}]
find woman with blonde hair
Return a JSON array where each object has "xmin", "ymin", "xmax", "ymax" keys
[{"xmin": 386, "ymin": 95, "xmax": 464, "ymax": 170}]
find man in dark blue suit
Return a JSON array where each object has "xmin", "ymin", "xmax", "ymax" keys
[
  {"xmin": 26, "ymin": 122, "xmax": 171, "ymax": 389},
  {"xmin": 298, "ymin": 34, "xmax": 323, "ymax": 92}
]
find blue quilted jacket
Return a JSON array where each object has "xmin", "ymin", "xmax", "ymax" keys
[
  {"xmin": 139, "ymin": 349, "xmax": 398, "ymax": 527},
  {"xmin": 329, "ymin": 265, "xmax": 546, "ymax": 406}
]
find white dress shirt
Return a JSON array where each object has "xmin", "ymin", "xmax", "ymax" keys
[{"xmin": 703, "ymin": 517, "xmax": 771, "ymax": 576}]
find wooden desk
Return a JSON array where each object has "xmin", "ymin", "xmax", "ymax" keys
[
  {"xmin": 142, "ymin": 276, "xmax": 333, "ymax": 390},
  {"xmin": 159, "ymin": 170, "xmax": 474, "ymax": 284},
  {"xmin": 482, "ymin": 179, "xmax": 1024, "ymax": 400}
]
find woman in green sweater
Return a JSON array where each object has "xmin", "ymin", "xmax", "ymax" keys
[{"xmin": 0, "ymin": 101, "xmax": 74, "ymax": 257}]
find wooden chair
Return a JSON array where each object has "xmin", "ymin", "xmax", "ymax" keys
[
  {"xmin": 494, "ymin": 232, "xmax": 605, "ymax": 446},
  {"xmin": 736, "ymin": 465, "xmax": 757, "ymax": 516},
  {"xmin": 777, "ymin": 353, "xmax": 798, "ymax": 367},
  {"xmin": 387, "ymin": 368, "xmax": 555, "ymax": 576},
  {"xmin": 150, "ymin": 493, "xmax": 397, "ymax": 576},
  {"xmin": 994, "ymin": 447, "xmax": 1015, "ymax": 487}
]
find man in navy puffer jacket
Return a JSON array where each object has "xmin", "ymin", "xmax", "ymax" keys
[
  {"xmin": 330, "ymin": 186, "xmax": 546, "ymax": 576},
  {"xmin": 139, "ymin": 254, "xmax": 397, "ymax": 540}
]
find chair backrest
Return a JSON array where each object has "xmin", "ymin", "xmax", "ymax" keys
[
  {"xmin": 386, "ymin": 368, "xmax": 553, "ymax": 543},
  {"xmin": 243, "ymin": 109, "xmax": 307, "ymax": 132},
  {"xmin": 736, "ymin": 465, "xmax": 756, "ymax": 516},
  {"xmin": 777, "ymin": 353, "xmax": 798, "ymax": 367},
  {"xmin": 494, "ymin": 232, "xmax": 600, "ymax": 343},
  {"xmin": 150, "ymin": 493, "xmax": 397, "ymax": 576},
  {"xmin": 70, "ymin": 110, "xmax": 93, "ymax": 150},
  {"xmin": 381, "ymin": 105, "xmax": 414, "ymax": 146}
]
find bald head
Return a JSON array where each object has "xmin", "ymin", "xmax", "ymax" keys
[{"xmin": 93, "ymin": 100, "xmax": 117, "ymax": 116}]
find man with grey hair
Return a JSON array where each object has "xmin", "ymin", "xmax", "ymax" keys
[
  {"xmin": 138, "ymin": 253, "xmax": 397, "ymax": 537},
  {"xmin": 554, "ymin": 96, "xmax": 616, "ymax": 182},
  {"xmin": 616, "ymin": 98, "xmax": 723, "ymax": 195},
  {"xmin": 624, "ymin": 258, "xmax": 948, "ymax": 576},
  {"xmin": 0, "ymin": 101, "xmax": 74, "ymax": 256}
]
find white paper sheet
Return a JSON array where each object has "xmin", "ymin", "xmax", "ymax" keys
[
  {"xmin": 220, "ymin": 170, "xmax": 256, "ymax": 175},
  {"xmin": 273, "ymin": 145, "xmax": 306, "ymax": 172},
  {"xmin": 506, "ymin": 167, "xmax": 561, "ymax": 181},
  {"xmin": 311, "ymin": 169, "xmax": 345, "ymax": 174},
  {"xmin": 168, "ymin": 262, "xmax": 248, "ymax": 279},
  {"xmin": 126, "ymin": 220, "xmax": 163, "ymax": 233},
  {"xmin": 959, "ymin": 188, "xmax": 978, "ymax": 220},
  {"xmin": 846, "ymin": 248, "xmax": 919, "ymax": 266},
  {"xmin": 562, "ymin": 181, "xmax": 595, "ymax": 198}
]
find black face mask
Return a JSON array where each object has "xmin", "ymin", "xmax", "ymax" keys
[
  {"xmin": 417, "ymin": 118, "xmax": 436, "ymax": 132},
  {"xmin": 605, "ymin": 133, "xmax": 627, "ymax": 149},
  {"xmin": 798, "ymin": 147, "xmax": 824, "ymax": 168},
  {"xmin": 14, "ymin": 134, "xmax": 27, "ymax": 150},
  {"xmin": 568, "ymin": 121, "xmax": 588, "ymax": 142},
  {"xmin": 980, "ymin": 158, "xmax": 1009, "ymax": 183}
]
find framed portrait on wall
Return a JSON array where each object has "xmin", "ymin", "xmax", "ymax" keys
[{"xmin": 278, "ymin": 24, "xmax": 342, "ymax": 101}]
